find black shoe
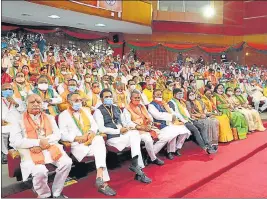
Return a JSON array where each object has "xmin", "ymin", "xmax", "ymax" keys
[
  {"xmin": 143, "ymin": 156, "xmax": 149, "ymax": 166},
  {"xmin": 53, "ymin": 194, "xmax": 68, "ymax": 198},
  {"xmin": 152, "ymin": 158, "xmax": 164, "ymax": 166},
  {"xmin": 1, "ymin": 153, "xmax": 7, "ymax": 164},
  {"xmin": 95, "ymin": 177, "xmax": 104, "ymax": 188},
  {"xmin": 212, "ymin": 145, "xmax": 218, "ymax": 151},
  {"xmin": 134, "ymin": 174, "xmax": 152, "ymax": 184},
  {"xmin": 129, "ymin": 164, "xmax": 144, "ymax": 176},
  {"xmin": 166, "ymin": 152, "xmax": 174, "ymax": 160},
  {"xmin": 206, "ymin": 146, "xmax": 217, "ymax": 154},
  {"xmin": 174, "ymin": 149, "xmax": 182, "ymax": 156},
  {"xmin": 98, "ymin": 185, "xmax": 117, "ymax": 196}
]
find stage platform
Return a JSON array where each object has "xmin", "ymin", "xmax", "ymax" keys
[{"xmin": 5, "ymin": 124, "xmax": 267, "ymax": 198}]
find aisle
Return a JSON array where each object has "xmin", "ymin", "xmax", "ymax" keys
[
  {"xmin": 6, "ymin": 130, "xmax": 267, "ymax": 198},
  {"xmin": 184, "ymin": 148, "xmax": 267, "ymax": 198}
]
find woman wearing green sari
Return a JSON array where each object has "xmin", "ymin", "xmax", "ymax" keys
[{"xmin": 213, "ymin": 84, "xmax": 248, "ymax": 140}]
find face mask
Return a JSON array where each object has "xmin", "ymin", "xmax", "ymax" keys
[
  {"xmin": 103, "ymin": 80, "xmax": 109, "ymax": 84},
  {"xmin": 189, "ymin": 95, "xmax": 195, "ymax": 100},
  {"xmin": 192, "ymin": 83, "xmax": 196, "ymax": 87},
  {"xmin": 235, "ymin": 91, "xmax": 241, "ymax": 96},
  {"xmin": 2, "ymin": 90, "xmax": 14, "ymax": 98},
  {"xmin": 218, "ymin": 90, "xmax": 224, "ymax": 94},
  {"xmin": 132, "ymin": 72, "xmax": 138, "ymax": 76},
  {"xmin": 68, "ymin": 86, "xmax": 77, "ymax": 92},
  {"xmin": 176, "ymin": 93, "xmax": 183, "ymax": 99},
  {"xmin": 155, "ymin": 97, "xmax": 162, "ymax": 102},
  {"xmin": 104, "ymin": 98, "xmax": 113, "ymax": 105},
  {"xmin": 15, "ymin": 57, "xmax": 20, "ymax": 60},
  {"xmin": 61, "ymin": 71, "xmax": 67, "ymax": 75},
  {"xmin": 72, "ymin": 102, "xmax": 82, "ymax": 111},
  {"xmin": 130, "ymin": 85, "xmax": 136, "ymax": 90},
  {"xmin": 38, "ymin": 83, "xmax": 48, "ymax": 91},
  {"xmin": 48, "ymin": 53, "xmax": 53, "ymax": 56},
  {"xmin": 16, "ymin": 77, "xmax": 25, "ymax": 84},
  {"xmin": 227, "ymin": 91, "xmax": 233, "ymax": 96},
  {"xmin": 85, "ymin": 78, "xmax": 91, "ymax": 83},
  {"xmin": 168, "ymin": 86, "xmax": 173, "ymax": 91},
  {"xmin": 31, "ymin": 49, "xmax": 35, "ymax": 52},
  {"xmin": 93, "ymin": 72, "xmax": 98, "ymax": 76}
]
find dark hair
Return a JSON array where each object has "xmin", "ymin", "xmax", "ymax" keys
[
  {"xmin": 153, "ymin": 89, "xmax": 162, "ymax": 96},
  {"xmin": 128, "ymin": 79, "xmax": 135, "ymax": 85},
  {"xmin": 234, "ymin": 87, "xmax": 241, "ymax": 92},
  {"xmin": 204, "ymin": 88, "xmax": 212, "ymax": 94},
  {"xmin": 173, "ymin": 88, "xmax": 183, "ymax": 95},
  {"xmin": 166, "ymin": 81, "xmax": 173, "ymax": 86},
  {"xmin": 67, "ymin": 91, "xmax": 80, "ymax": 101},
  {"xmin": 214, "ymin": 83, "xmax": 224, "ymax": 93},
  {"xmin": 187, "ymin": 90, "xmax": 195, "ymax": 101},
  {"xmin": 68, "ymin": 78, "xmax": 78, "ymax": 84},
  {"xmin": 225, "ymin": 87, "xmax": 232, "ymax": 93},
  {"xmin": 100, "ymin": 89, "xmax": 112, "ymax": 98},
  {"xmin": 92, "ymin": 82, "xmax": 99, "ymax": 87}
]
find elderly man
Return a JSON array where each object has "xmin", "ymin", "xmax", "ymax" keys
[
  {"xmin": 248, "ymin": 79, "xmax": 267, "ymax": 112},
  {"xmin": 168, "ymin": 88, "xmax": 217, "ymax": 154},
  {"xmin": 122, "ymin": 90, "xmax": 172, "ymax": 165},
  {"xmin": 9, "ymin": 94, "xmax": 72, "ymax": 198},
  {"xmin": 2, "ymin": 83, "xmax": 24, "ymax": 164},
  {"xmin": 93, "ymin": 89, "xmax": 151, "ymax": 184},
  {"xmin": 59, "ymin": 92, "xmax": 116, "ymax": 196},
  {"xmin": 148, "ymin": 89, "xmax": 191, "ymax": 160}
]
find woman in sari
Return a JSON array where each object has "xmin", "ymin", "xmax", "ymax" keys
[
  {"xmin": 186, "ymin": 90, "xmax": 219, "ymax": 146},
  {"xmin": 202, "ymin": 89, "xmax": 234, "ymax": 143},
  {"xmin": 230, "ymin": 87, "xmax": 265, "ymax": 132},
  {"xmin": 213, "ymin": 84, "xmax": 248, "ymax": 140}
]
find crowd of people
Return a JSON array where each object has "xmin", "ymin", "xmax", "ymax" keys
[{"xmin": 1, "ymin": 38, "xmax": 267, "ymax": 198}]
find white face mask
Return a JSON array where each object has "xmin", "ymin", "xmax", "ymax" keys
[
  {"xmin": 168, "ymin": 86, "xmax": 173, "ymax": 91},
  {"xmin": 15, "ymin": 57, "xmax": 20, "ymax": 60},
  {"xmin": 189, "ymin": 95, "xmax": 195, "ymax": 100},
  {"xmin": 130, "ymin": 85, "xmax": 136, "ymax": 90},
  {"xmin": 155, "ymin": 97, "xmax": 162, "ymax": 102},
  {"xmin": 93, "ymin": 72, "xmax": 98, "ymax": 76},
  {"xmin": 176, "ymin": 93, "xmax": 183, "ymax": 99},
  {"xmin": 218, "ymin": 90, "xmax": 224, "ymax": 94},
  {"xmin": 38, "ymin": 83, "xmax": 48, "ymax": 91},
  {"xmin": 61, "ymin": 71, "xmax": 67, "ymax": 75},
  {"xmin": 227, "ymin": 91, "xmax": 233, "ymax": 96}
]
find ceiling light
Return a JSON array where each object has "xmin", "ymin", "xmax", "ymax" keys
[
  {"xmin": 246, "ymin": 52, "xmax": 249, "ymax": 56},
  {"xmin": 95, "ymin": 23, "xmax": 106, "ymax": 27},
  {"xmin": 48, "ymin": 15, "xmax": 60, "ymax": 19},
  {"xmin": 203, "ymin": 6, "xmax": 215, "ymax": 18},
  {"xmin": 21, "ymin": 13, "xmax": 31, "ymax": 16}
]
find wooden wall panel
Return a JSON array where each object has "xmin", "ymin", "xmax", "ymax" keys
[{"xmin": 122, "ymin": 1, "xmax": 152, "ymax": 26}]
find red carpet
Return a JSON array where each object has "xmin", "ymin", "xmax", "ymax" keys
[
  {"xmin": 6, "ymin": 130, "xmax": 267, "ymax": 198},
  {"xmin": 184, "ymin": 148, "xmax": 267, "ymax": 198}
]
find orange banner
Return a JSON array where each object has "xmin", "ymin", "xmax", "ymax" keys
[{"xmin": 99, "ymin": 0, "xmax": 122, "ymax": 12}]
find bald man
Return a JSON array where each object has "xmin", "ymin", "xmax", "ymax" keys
[
  {"xmin": 9, "ymin": 94, "xmax": 72, "ymax": 198},
  {"xmin": 2, "ymin": 83, "xmax": 23, "ymax": 164}
]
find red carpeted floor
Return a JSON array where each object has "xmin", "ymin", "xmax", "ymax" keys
[
  {"xmin": 184, "ymin": 147, "xmax": 267, "ymax": 198},
  {"xmin": 6, "ymin": 130, "xmax": 267, "ymax": 198}
]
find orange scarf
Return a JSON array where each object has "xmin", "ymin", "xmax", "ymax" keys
[
  {"xmin": 127, "ymin": 103, "xmax": 152, "ymax": 125},
  {"xmin": 92, "ymin": 93, "xmax": 99, "ymax": 107},
  {"xmin": 13, "ymin": 83, "xmax": 32, "ymax": 100},
  {"xmin": 23, "ymin": 112, "xmax": 62, "ymax": 165}
]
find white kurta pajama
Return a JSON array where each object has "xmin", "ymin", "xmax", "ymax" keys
[
  {"xmin": 248, "ymin": 85, "xmax": 267, "ymax": 111},
  {"xmin": 122, "ymin": 108, "xmax": 173, "ymax": 161},
  {"xmin": 9, "ymin": 113, "xmax": 72, "ymax": 198},
  {"xmin": 2, "ymin": 97, "xmax": 23, "ymax": 155},
  {"xmin": 93, "ymin": 109, "xmax": 145, "ymax": 168},
  {"xmin": 148, "ymin": 104, "xmax": 191, "ymax": 153},
  {"xmin": 59, "ymin": 108, "xmax": 110, "ymax": 182}
]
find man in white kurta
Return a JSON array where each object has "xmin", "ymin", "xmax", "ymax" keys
[
  {"xmin": 1, "ymin": 83, "xmax": 24, "ymax": 164},
  {"xmin": 58, "ymin": 92, "xmax": 116, "ymax": 196},
  {"xmin": 122, "ymin": 90, "xmax": 174, "ymax": 165},
  {"xmin": 93, "ymin": 89, "xmax": 152, "ymax": 184},
  {"xmin": 9, "ymin": 94, "xmax": 72, "ymax": 198},
  {"xmin": 148, "ymin": 89, "xmax": 191, "ymax": 160},
  {"xmin": 248, "ymin": 79, "xmax": 267, "ymax": 112}
]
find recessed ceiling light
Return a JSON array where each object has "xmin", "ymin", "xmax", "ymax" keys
[
  {"xmin": 203, "ymin": 6, "xmax": 215, "ymax": 18},
  {"xmin": 95, "ymin": 23, "xmax": 106, "ymax": 27},
  {"xmin": 21, "ymin": 13, "xmax": 31, "ymax": 16},
  {"xmin": 48, "ymin": 15, "xmax": 60, "ymax": 19}
]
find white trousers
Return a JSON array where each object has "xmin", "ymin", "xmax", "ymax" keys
[
  {"xmin": 253, "ymin": 96, "xmax": 267, "ymax": 111},
  {"xmin": 140, "ymin": 133, "xmax": 158, "ymax": 161},
  {"xmin": 32, "ymin": 154, "xmax": 72, "ymax": 198},
  {"xmin": 106, "ymin": 130, "xmax": 144, "ymax": 168},
  {"xmin": 86, "ymin": 136, "xmax": 110, "ymax": 182},
  {"xmin": 2, "ymin": 132, "xmax": 9, "ymax": 155},
  {"xmin": 159, "ymin": 125, "xmax": 191, "ymax": 153}
]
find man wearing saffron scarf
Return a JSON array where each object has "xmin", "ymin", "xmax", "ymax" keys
[
  {"xmin": 148, "ymin": 89, "xmax": 191, "ymax": 160},
  {"xmin": 122, "ymin": 90, "xmax": 166, "ymax": 166},
  {"xmin": 59, "ymin": 92, "xmax": 116, "ymax": 196},
  {"xmin": 9, "ymin": 94, "xmax": 72, "ymax": 198},
  {"xmin": 93, "ymin": 89, "xmax": 152, "ymax": 184}
]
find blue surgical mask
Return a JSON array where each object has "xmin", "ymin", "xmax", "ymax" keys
[
  {"xmin": 2, "ymin": 90, "xmax": 14, "ymax": 98},
  {"xmin": 72, "ymin": 102, "xmax": 82, "ymax": 111},
  {"xmin": 104, "ymin": 98, "xmax": 113, "ymax": 105},
  {"xmin": 68, "ymin": 86, "xmax": 77, "ymax": 92}
]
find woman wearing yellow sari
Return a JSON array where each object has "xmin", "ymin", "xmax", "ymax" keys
[{"xmin": 202, "ymin": 89, "xmax": 233, "ymax": 143}]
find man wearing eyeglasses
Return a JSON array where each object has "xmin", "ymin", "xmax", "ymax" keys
[{"xmin": 1, "ymin": 83, "xmax": 23, "ymax": 164}]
